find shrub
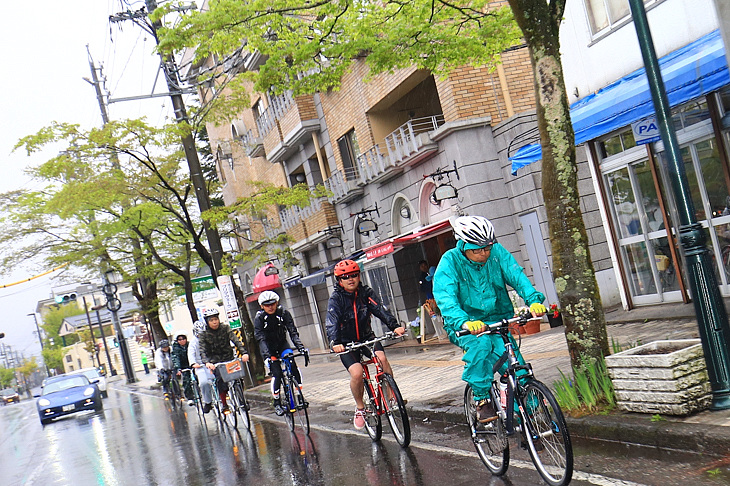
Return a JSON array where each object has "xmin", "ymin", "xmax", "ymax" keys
[{"xmin": 553, "ymin": 357, "xmax": 616, "ymax": 416}]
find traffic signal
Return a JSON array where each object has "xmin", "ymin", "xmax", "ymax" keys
[
  {"xmin": 113, "ymin": 337, "xmax": 119, "ymax": 348},
  {"xmin": 54, "ymin": 292, "xmax": 77, "ymax": 304}
]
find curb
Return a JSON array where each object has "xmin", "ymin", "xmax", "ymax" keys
[
  {"xmin": 243, "ymin": 384, "xmax": 730, "ymax": 456},
  {"xmin": 566, "ymin": 413, "xmax": 730, "ymax": 455}
]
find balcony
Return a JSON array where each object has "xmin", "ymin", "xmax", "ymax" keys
[
  {"xmin": 278, "ymin": 197, "xmax": 339, "ymax": 243},
  {"xmin": 355, "ymin": 144, "xmax": 402, "ymax": 185},
  {"xmin": 384, "ymin": 115, "xmax": 444, "ymax": 167},
  {"xmin": 240, "ymin": 128, "xmax": 264, "ymax": 158},
  {"xmin": 268, "ymin": 92, "xmax": 320, "ymax": 163},
  {"xmin": 324, "ymin": 168, "xmax": 364, "ymax": 204}
]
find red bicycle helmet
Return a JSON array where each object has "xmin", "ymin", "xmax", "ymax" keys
[{"xmin": 334, "ymin": 259, "xmax": 360, "ymax": 277}]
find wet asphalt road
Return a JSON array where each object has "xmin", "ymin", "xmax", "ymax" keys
[{"xmin": 1, "ymin": 385, "xmax": 728, "ymax": 486}]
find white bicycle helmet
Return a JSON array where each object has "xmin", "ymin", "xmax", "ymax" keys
[
  {"xmin": 258, "ymin": 290, "xmax": 280, "ymax": 306},
  {"xmin": 203, "ymin": 308, "xmax": 220, "ymax": 321},
  {"xmin": 452, "ymin": 216, "xmax": 497, "ymax": 247},
  {"xmin": 192, "ymin": 320, "xmax": 206, "ymax": 337},
  {"xmin": 174, "ymin": 330, "xmax": 187, "ymax": 340}
]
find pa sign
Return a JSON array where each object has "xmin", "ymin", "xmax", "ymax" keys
[{"xmin": 631, "ymin": 117, "xmax": 661, "ymax": 145}]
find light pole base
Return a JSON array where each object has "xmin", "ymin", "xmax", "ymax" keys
[{"xmin": 710, "ymin": 391, "xmax": 730, "ymax": 411}]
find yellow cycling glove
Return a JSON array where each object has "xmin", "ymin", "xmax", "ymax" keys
[
  {"xmin": 529, "ymin": 303, "xmax": 547, "ymax": 315},
  {"xmin": 465, "ymin": 320, "xmax": 486, "ymax": 332}
]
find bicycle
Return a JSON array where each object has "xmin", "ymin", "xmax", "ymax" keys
[
  {"xmin": 457, "ymin": 316, "xmax": 573, "ymax": 486},
  {"xmin": 216, "ymin": 358, "xmax": 252, "ymax": 431},
  {"xmin": 339, "ymin": 331, "xmax": 411, "ymax": 447},
  {"xmin": 158, "ymin": 369, "xmax": 182, "ymax": 411},
  {"xmin": 274, "ymin": 349, "xmax": 311, "ymax": 434},
  {"xmin": 180, "ymin": 368, "xmax": 205, "ymax": 422}
]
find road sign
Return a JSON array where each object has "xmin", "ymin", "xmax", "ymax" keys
[{"xmin": 217, "ymin": 275, "xmax": 242, "ymax": 329}]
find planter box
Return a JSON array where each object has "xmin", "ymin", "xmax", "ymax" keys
[{"xmin": 605, "ymin": 339, "xmax": 711, "ymax": 416}]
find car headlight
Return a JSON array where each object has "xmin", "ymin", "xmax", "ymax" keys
[
  {"xmin": 84, "ymin": 387, "xmax": 95, "ymax": 397},
  {"xmin": 38, "ymin": 398, "xmax": 51, "ymax": 407}
]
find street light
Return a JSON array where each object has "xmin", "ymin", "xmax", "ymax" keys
[{"xmin": 103, "ymin": 270, "xmax": 136, "ymax": 384}]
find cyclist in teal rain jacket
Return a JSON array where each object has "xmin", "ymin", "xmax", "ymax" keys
[{"xmin": 433, "ymin": 216, "xmax": 546, "ymax": 422}]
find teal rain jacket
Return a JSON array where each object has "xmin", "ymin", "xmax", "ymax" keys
[{"xmin": 433, "ymin": 240, "xmax": 545, "ymax": 399}]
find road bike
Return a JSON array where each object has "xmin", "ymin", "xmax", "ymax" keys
[
  {"xmin": 216, "ymin": 358, "xmax": 252, "ymax": 431},
  {"xmin": 158, "ymin": 369, "xmax": 182, "ymax": 411},
  {"xmin": 339, "ymin": 331, "xmax": 411, "ymax": 447},
  {"xmin": 457, "ymin": 316, "xmax": 573, "ymax": 486},
  {"xmin": 274, "ymin": 349, "xmax": 311, "ymax": 434}
]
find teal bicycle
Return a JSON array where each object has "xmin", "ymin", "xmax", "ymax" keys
[{"xmin": 457, "ymin": 316, "xmax": 573, "ymax": 486}]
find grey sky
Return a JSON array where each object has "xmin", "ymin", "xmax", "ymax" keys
[{"xmin": 0, "ymin": 0, "xmax": 176, "ymax": 361}]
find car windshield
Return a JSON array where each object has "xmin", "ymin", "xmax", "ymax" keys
[
  {"xmin": 80, "ymin": 370, "xmax": 100, "ymax": 379},
  {"xmin": 42, "ymin": 377, "xmax": 89, "ymax": 394},
  {"xmin": 1, "ymin": 388, "xmax": 16, "ymax": 396}
]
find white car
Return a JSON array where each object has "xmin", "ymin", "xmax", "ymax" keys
[{"xmin": 70, "ymin": 368, "xmax": 108, "ymax": 398}]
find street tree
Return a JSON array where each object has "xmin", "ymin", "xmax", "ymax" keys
[
  {"xmin": 156, "ymin": 0, "xmax": 609, "ymax": 368},
  {"xmin": 0, "ymin": 368, "xmax": 15, "ymax": 388}
]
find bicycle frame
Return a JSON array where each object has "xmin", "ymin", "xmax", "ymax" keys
[
  {"xmin": 458, "ymin": 317, "xmax": 533, "ymax": 434},
  {"xmin": 278, "ymin": 352, "xmax": 306, "ymax": 404},
  {"xmin": 341, "ymin": 333, "xmax": 395, "ymax": 417}
]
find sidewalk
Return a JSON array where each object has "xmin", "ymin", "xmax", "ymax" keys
[{"xmin": 120, "ymin": 303, "xmax": 730, "ymax": 455}]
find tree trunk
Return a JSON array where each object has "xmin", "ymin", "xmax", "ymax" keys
[
  {"xmin": 233, "ymin": 280, "xmax": 265, "ymax": 382},
  {"xmin": 508, "ymin": 0, "xmax": 610, "ymax": 369}
]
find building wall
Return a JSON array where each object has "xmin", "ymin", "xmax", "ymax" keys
[{"xmin": 560, "ymin": 0, "xmax": 719, "ymax": 105}]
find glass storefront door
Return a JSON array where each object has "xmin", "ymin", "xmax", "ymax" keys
[
  {"xmin": 659, "ymin": 136, "xmax": 730, "ymax": 290},
  {"xmin": 602, "ymin": 117, "xmax": 730, "ymax": 305},
  {"xmin": 605, "ymin": 159, "xmax": 683, "ymax": 304}
]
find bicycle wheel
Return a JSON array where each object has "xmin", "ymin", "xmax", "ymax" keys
[
  {"xmin": 381, "ymin": 374, "xmax": 410, "ymax": 447},
  {"xmin": 225, "ymin": 383, "xmax": 239, "ymax": 429},
  {"xmin": 190, "ymin": 377, "xmax": 204, "ymax": 420},
  {"xmin": 363, "ymin": 378, "xmax": 382, "ymax": 441},
  {"xmin": 169, "ymin": 378, "xmax": 180, "ymax": 411},
  {"xmin": 232, "ymin": 380, "xmax": 251, "ymax": 431},
  {"xmin": 519, "ymin": 380, "xmax": 573, "ymax": 486},
  {"xmin": 281, "ymin": 376, "xmax": 296, "ymax": 431},
  {"xmin": 290, "ymin": 377, "xmax": 310, "ymax": 435},
  {"xmin": 464, "ymin": 385, "xmax": 509, "ymax": 475}
]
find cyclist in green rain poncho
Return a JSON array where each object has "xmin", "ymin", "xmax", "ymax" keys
[{"xmin": 433, "ymin": 216, "xmax": 546, "ymax": 422}]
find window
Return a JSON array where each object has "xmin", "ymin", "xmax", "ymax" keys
[
  {"xmin": 585, "ymin": 0, "xmax": 655, "ymax": 36},
  {"xmin": 337, "ymin": 129, "xmax": 360, "ymax": 180},
  {"xmin": 598, "ymin": 128, "xmax": 636, "ymax": 158},
  {"xmin": 66, "ymin": 355, "xmax": 73, "ymax": 363}
]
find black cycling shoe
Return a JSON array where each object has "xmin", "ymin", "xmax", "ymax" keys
[
  {"xmin": 202, "ymin": 402, "xmax": 212, "ymax": 414},
  {"xmin": 273, "ymin": 398, "xmax": 285, "ymax": 416}
]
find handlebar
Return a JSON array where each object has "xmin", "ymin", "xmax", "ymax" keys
[
  {"xmin": 273, "ymin": 350, "xmax": 311, "ymax": 367},
  {"xmin": 454, "ymin": 315, "xmax": 531, "ymax": 337},
  {"xmin": 334, "ymin": 331, "xmax": 406, "ymax": 355}
]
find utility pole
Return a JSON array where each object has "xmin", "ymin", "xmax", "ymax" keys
[
  {"xmin": 109, "ymin": 1, "xmax": 225, "ymax": 280},
  {"xmin": 27, "ymin": 313, "xmax": 50, "ymax": 376}
]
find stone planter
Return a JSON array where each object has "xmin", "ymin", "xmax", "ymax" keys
[{"xmin": 605, "ymin": 339, "xmax": 711, "ymax": 416}]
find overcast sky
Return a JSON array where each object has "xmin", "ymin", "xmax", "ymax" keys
[{"xmin": 0, "ymin": 0, "xmax": 178, "ymax": 362}]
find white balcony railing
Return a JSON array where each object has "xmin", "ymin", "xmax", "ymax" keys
[
  {"xmin": 383, "ymin": 115, "xmax": 445, "ymax": 165},
  {"xmin": 355, "ymin": 144, "xmax": 398, "ymax": 183},
  {"xmin": 278, "ymin": 197, "xmax": 325, "ymax": 232},
  {"xmin": 240, "ymin": 128, "xmax": 264, "ymax": 157},
  {"xmin": 255, "ymin": 106, "xmax": 277, "ymax": 137},
  {"xmin": 324, "ymin": 167, "xmax": 364, "ymax": 203}
]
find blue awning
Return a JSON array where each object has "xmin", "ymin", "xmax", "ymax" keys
[
  {"xmin": 509, "ymin": 30, "xmax": 729, "ymax": 175},
  {"xmin": 571, "ymin": 29, "xmax": 729, "ymax": 145},
  {"xmin": 510, "ymin": 143, "xmax": 543, "ymax": 175}
]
